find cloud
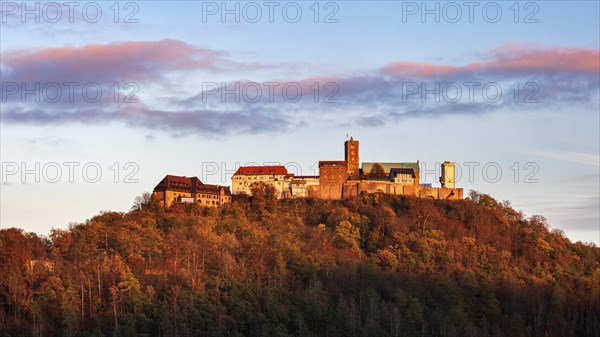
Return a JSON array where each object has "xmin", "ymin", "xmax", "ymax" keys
[
  {"xmin": 380, "ymin": 44, "xmax": 599, "ymax": 76},
  {"xmin": 1, "ymin": 39, "xmax": 267, "ymax": 84},
  {"xmin": 1, "ymin": 42, "xmax": 598, "ymax": 135},
  {"xmin": 487, "ymin": 43, "xmax": 599, "ymax": 74},
  {"xmin": 28, "ymin": 136, "xmax": 71, "ymax": 146},
  {"xmin": 1, "ymin": 104, "xmax": 297, "ymax": 136},
  {"xmin": 532, "ymin": 150, "xmax": 600, "ymax": 167},
  {"xmin": 177, "ymin": 44, "xmax": 599, "ymax": 127}
]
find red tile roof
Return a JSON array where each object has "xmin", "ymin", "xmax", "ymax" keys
[
  {"xmin": 233, "ymin": 165, "xmax": 288, "ymax": 176},
  {"xmin": 319, "ymin": 161, "xmax": 346, "ymax": 167},
  {"xmin": 199, "ymin": 184, "xmax": 231, "ymax": 194}
]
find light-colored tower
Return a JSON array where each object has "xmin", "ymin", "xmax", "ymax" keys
[
  {"xmin": 441, "ymin": 161, "xmax": 455, "ymax": 188},
  {"xmin": 344, "ymin": 137, "xmax": 360, "ymax": 179}
]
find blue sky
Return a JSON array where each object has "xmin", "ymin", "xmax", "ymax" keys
[{"xmin": 1, "ymin": 0, "xmax": 599, "ymax": 244}]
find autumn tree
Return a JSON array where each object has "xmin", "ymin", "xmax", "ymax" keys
[{"xmin": 1, "ymin": 192, "xmax": 599, "ymax": 337}]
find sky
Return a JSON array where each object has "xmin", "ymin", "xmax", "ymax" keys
[{"xmin": 1, "ymin": 0, "xmax": 599, "ymax": 245}]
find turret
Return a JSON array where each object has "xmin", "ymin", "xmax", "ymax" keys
[{"xmin": 440, "ymin": 161, "xmax": 455, "ymax": 188}]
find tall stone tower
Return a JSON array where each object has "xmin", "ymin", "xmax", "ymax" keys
[
  {"xmin": 441, "ymin": 161, "xmax": 456, "ymax": 188},
  {"xmin": 344, "ymin": 137, "xmax": 360, "ymax": 179}
]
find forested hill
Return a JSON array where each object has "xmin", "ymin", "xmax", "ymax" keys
[{"xmin": 1, "ymin": 188, "xmax": 599, "ymax": 337}]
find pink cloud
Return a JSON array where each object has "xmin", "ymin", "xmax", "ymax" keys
[
  {"xmin": 488, "ymin": 46, "xmax": 599, "ymax": 73},
  {"xmin": 1, "ymin": 39, "xmax": 265, "ymax": 83},
  {"xmin": 381, "ymin": 45, "xmax": 599, "ymax": 77},
  {"xmin": 380, "ymin": 62, "xmax": 469, "ymax": 76}
]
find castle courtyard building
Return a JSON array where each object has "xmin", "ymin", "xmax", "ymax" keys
[
  {"xmin": 232, "ymin": 165, "xmax": 293, "ymax": 198},
  {"xmin": 153, "ymin": 175, "xmax": 231, "ymax": 208}
]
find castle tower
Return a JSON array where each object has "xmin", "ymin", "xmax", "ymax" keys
[
  {"xmin": 441, "ymin": 161, "xmax": 455, "ymax": 188},
  {"xmin": 344, "ymin": 137, "xmax": 360, "ymax": 179}
]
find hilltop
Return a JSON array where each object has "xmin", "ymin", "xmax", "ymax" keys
[{"xmin": 1, "ymin": 188, "xmax": 599, "ymax": 337}]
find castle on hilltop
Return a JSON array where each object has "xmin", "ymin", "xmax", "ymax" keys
[
  {"xmin": 154, "ymin": 137, "xmax": 462, "ymax": 208},
  {"xmin": 232, "ymin": 137, "xmax": 462, "ymax": 200}
]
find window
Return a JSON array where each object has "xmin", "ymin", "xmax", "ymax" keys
[{"xmin": 395, "ymin": 173, "xmax": 413, "ymax": 184}]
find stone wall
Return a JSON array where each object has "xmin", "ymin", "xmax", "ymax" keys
[
  {"xmin": 319, "ymin": 165, "xmax": 347, "ymax": 199},
  {"xmin": 418, "ymin": 187, "xmax": 463, "ymax": 200},
  {"xmin": 153, "ymin": 190, "xmax": 193, "ymax": 208},
  {"xmin": 337, "ymin": 180, "xmax": 462, "ymax": 200}
]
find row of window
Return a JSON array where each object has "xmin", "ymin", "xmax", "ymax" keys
[
  {"xmin": 174, "ymin": 192, "xmax": 224, "ymax": 199},
  {"xmin": 198, "ymin": 194, "xmax": 219, "ymax": 199},
  {"xmin": 173, "ymin": 193, "xmax": 231, "ymax": 201},
  {"xmin": 241, "ymin": 181, "xmax": 285, "ymax": 187},
  {"xmin": 395, "ymin": 178, "xmax": 414, "ymax": 183},
  {"xmin": 235, "ymin": 176, "xmax": 281, "ymax": 181},
  {"xmin": 197, "ymin": 199, "xmax": 220, "ymax": 205}
]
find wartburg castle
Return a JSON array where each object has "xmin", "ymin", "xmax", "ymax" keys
[{"xmin": 153, "ymin": 137, "xmax": 463, "ymax": 208}]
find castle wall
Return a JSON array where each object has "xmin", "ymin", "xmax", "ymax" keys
[
  {"xmin": 291, "ymin": 177, "xmax": 320, "ymax": 198},
  {"xmin": 418, "ymin": 187, "xmax": 463, "ymax": 200},
  {"xmin": 153, "ymin": 191, "xmax": 166, "ymax": 207},
  {"xmin": 403, "ymin": 184, "xmax": 417, "ymax": 196},
  {"xmin": 319, "ymin": 165, "xmax": 346, "ymax": 200},
  {"xmin": 337, "ymin": 181, "xmax": 462, "ymax": 200},
  {"xmin": 306, "ymin": 185, "xmax": 321, "ymax": 198},
  {"xmin": 154, "ymin": 190, "xmax": 193, "ymax": 208},
  {"xmin": 342, "ymin": 181, "xmax": 413, "ymax": 198}
]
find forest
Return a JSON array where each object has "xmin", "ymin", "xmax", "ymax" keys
[{"xmin": 1, "ymin": 186, "xmax": 599, "ymax": 337}]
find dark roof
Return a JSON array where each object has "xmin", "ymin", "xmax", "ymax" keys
[
  {"xmin": 390, "ymin": 168, "xmax": 416, "ymax": 178},
  {"xmin": 154, "ymin": 175, "xmax": 231, "ymax": 195},
  {"xmin": 153, "ymin": 175, "xmax": 197, "ymax": 192},
  {"xmin": 319, "ymin": 160, "xmax": 346, "ymax": 167},
  {"xmin": 199, "ymin": 184, "xmax": 231, "ymax": 195},
  {"xmin": 233, "ymin": 165, "xmax": 288, "ymax": 176}
]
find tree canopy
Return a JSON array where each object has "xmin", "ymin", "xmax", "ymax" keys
[{"xmin": 1, "ymin": 191, "xmax": 598, "ymax": 337}]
